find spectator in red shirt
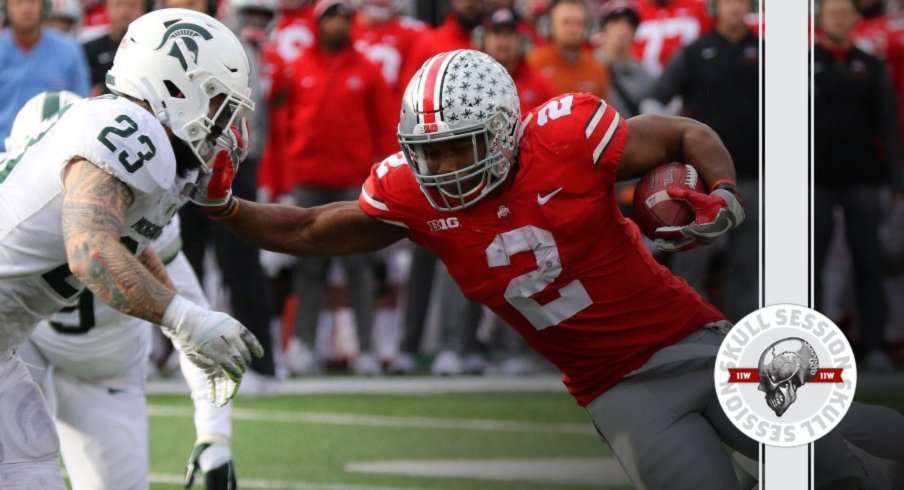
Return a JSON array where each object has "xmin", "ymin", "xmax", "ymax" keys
[
  {"xmin": 281, "ymin": 0, "xmax": 396, "ymax": 374},
  {"xmin": 351, "ymin": 0, "xmax": 427, "ymax": 110},
  {"xmin": 478, "ymin": 7, "xmax": 557, "ymax": 114},
  {"xmin": 272, "ymin": 0, "xmax": 316, "ymax": 62},
  {"xmin": 397, "ymin": 0, "xmax": 486, "ymax": 91},
  {"xmin": 633, "ymin": 0, "xmax": 712, "ymax": 75}
]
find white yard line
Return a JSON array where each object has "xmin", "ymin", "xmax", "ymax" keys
[
  {"xmin": 345, "ymin": 458, "xmax": 630, "ymax": 487},
  {"xmin": 148, "ymin": 472, "xmax": 425, "ymax": 490},
  {"xmin": 146, "ymin": 405, "xmax": 594, "ymax": 435}
]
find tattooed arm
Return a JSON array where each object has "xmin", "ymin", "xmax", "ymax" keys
[
  {"xmin": 62, "ymin": 158, "xmax": 175, "ymax": 324},
  {"xmin": 138, "ymin": 246, "xmax": 176, "ymax": 291}
]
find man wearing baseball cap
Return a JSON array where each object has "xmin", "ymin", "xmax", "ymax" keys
[{"xmin": 478, "ymin": 7, "xmax": 557, "ymax": 114}]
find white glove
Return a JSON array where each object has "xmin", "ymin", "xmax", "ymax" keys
[{"xmin": 162, "ymin": 295, "xmax": 264, "ymax": 406}]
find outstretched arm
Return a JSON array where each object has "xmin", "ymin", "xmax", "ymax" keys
[
  {"xmin": 617, "ymin": 114, "xmax": 737, "ymax": 188},
  {"xmin": 62, "ymin": 158, "xmax": 175, "ymax": 323},
  {"xmin": 215, "ymin": 199, "xmax": 408, "ymax": 257}
]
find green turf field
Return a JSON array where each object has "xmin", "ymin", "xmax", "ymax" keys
[
  {"xmin": 134, "ymin": 378, "xmax": 902, "ymax": 490},
  {"xmin": 146, "ymin": 391, "xmax": 627, "ymax": 490}
]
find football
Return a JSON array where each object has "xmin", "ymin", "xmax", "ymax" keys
[{"xmin": 631, "ymin": 162, "xmax": 706, "ymax": 239}]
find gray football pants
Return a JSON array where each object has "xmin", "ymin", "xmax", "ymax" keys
[{"xmin": 585, "ymin": 325, "xmax": 867, "ymax": 489}]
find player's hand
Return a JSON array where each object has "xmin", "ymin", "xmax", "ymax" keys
[
  {"xmin": 653, "ymin": 183, "xmax": 745, "ymax": 252},
  {"xmin": 161, "ymin": 296, "xmax": 264, "ymax": 406},
  {"xmin": 191, "ymin": 122, "xmax": 248, "ymax": 208},
  {"xmin": 184, "ymin": 443, "xmax": 236, "ymax": 490}
]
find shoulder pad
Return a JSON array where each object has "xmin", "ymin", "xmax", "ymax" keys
[{"xmin": 60, "ymin": 96, "xmax": 176, "ymax": 196}]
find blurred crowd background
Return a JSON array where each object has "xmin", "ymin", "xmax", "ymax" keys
[{"xmin": 1, "ymin": 0, "xmax": 902, "ymax": 392}]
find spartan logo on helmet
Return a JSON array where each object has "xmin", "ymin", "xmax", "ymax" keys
[
  {"xmin": 154, "ymin": 22, "xmax": 213, "ymax": 71},
  {"xmin": 757, "ymin": 337, "xmax": 820, "ymax": 417}
]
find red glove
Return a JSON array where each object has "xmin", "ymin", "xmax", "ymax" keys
[
  {"xmin": 191, "ymin": 122, "xmax": 248, "ymax": 208},
  {"xmin": 653, "ymin": 182, "xmax": 746, "ymax": 252}
]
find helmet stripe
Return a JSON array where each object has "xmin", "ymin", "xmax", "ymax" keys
[{"xmin": 420, "ymin": 51, "xmax": 455, "ymax": 124}]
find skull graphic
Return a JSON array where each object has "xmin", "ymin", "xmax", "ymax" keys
[{"xmin": 757, "ymin": 338, "xmax": 820, "ymax": 417}]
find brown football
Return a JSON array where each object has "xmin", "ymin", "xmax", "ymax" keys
[{"xmin": 632, "ymin": 162, "xmax": 706, "ymax": 239}]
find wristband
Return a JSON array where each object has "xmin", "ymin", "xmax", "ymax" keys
[
  {"xmin": 206, "ymin": 197, "xmax": 240, "ymax": 221},
  {"xmin": 709, "ymin": 178, "xmax": 737, "ymax": 193},
  {"xmin": 162, "ymin": 294, "xmax": 198, "ymax": 332},
  {"xmin": 710, "ymin": 179, "xmax": 742, "ymax": 204}
]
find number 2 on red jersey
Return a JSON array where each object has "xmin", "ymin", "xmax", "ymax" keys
[{"xmin": 486, "ymin": 226, "xmax": 592, "ymax": 330}]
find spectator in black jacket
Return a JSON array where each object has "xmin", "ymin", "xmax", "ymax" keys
[
  {"xmin": 81, "ymin": 0, "xmax": 148, "ymax": 95},
  {"xmin": 814, "ymin": 0, "xmax": 904, "ymax": 371},
  {"xmin": 644, "ymin": 0, "xmax": 759, "ymax": 323}
]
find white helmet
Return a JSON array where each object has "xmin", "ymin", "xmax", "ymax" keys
[
  {"xmin": 48, "ymin": 0, "xmax": 81, "ymax": 24},
  {"xmin": 5, "ymin": 91, "xmax": 82, "ymax": 154},
  {"xmin": 398, "ymin": 49, "xmax": 520, "ymax": 212},
  {"xmin": 105, "ymin": 8, "xmax": 254, "ymax": 171},
  {"xmin": 229, "ymin": 0, "xmax": 278, "ymax": 15},
  {"xmin": 353, "ymin": 0, "xmax": 401, "ymax": 21}
]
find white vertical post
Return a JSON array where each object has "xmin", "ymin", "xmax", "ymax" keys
[{"xmin": 763, "ymin": 0, "xmax": 812, "ymax": 487}]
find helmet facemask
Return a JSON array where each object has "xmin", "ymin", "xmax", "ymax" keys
[{"xmin": 400, "ymin": 113, "xmax": 513, "ymax": 212}]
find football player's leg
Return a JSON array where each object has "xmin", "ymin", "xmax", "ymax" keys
[
  {"xmin": 839, "ymin": 402, "xmax": 904, "ymax": 462},
  {"xmin": 335, "ymin": 186, "xmax": 376, "ymax": 356},
  {"xmin": 399, "ymin": 246, "xmax": 437, "ymax": 354},
  {"xmin": 840, "ymin": 187, "xmax": 888, "ymax": 354},
  {"xmin": 586, "ymin": 358, "xmax": 741, "ymax": 489},
  {"xmin": 838, "ymin": 401, "xmax": 904, "ymax": 488},
  {"xmin": 339, "ymin": 252, "xmax": 376, "ymax": 354},
  {"xmin": 53, "ymin": 364, "xmax": 147, "ymax": 490},
  {"xmin": 812, "ymin": 427, "xmax": 868, "ymax": 489},
  {"xmin": 292, "ymin": 187, "xmax": 333, "ymax": 354},
  {"xmin": 813, "ymin": 186, "xmax": 837, "ymax": 313},
  {"xmin": 15, "ymin": 338, "xmax": 55, "ymax": 410},
  {"xmin": 0, "ymin": 351, "xmax": 65, "ymax": 490}
]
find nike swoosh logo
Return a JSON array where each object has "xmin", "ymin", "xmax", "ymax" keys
[{"xmin": 537, "ymin": 187, "xmax": 563, "ymax": 205}]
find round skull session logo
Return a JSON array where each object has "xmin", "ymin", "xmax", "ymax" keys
[{"xmin": 714, "ymin": 304, "xmax": 857, "ymax": 447}]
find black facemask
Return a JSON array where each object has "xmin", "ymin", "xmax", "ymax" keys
[{"xmin": 171, "ymin": 136, "xmax": 203, "ymax": 178}]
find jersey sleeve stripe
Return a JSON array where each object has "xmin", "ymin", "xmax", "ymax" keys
[
  {"xmin": 592, "ymin": 112, "xmax": 621, "ymax": 165},
  {"xmin": 517, "ymin": 112, "xmax": 533, "ymax": 143},
  {"xmin": 361, "ymin": 186, "xmax": 389, "ymax": 212},
  {"xmin": 375, "ymin": 217, "xmax": 408, "ymax": 229},
  {"xmin": 584, "ymin": 99, "xmax": 607, "ymax": 138}
]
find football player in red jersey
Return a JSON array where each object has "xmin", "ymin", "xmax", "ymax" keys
[
  {"xmin": 351, "ymin": 0, "xmax": 427, "ymax": 107},
  {"xmin": 633, "ymin": 0, "xmax": 713, "ymax": 75},
  {"xmin": 196, "ymin": 50, "xmax": 874, "ymax": 488}
]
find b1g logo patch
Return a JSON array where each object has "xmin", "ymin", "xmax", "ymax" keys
[{"xmin": 714, "ymin": 304, "xmax": 857, "ymax": 447}]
